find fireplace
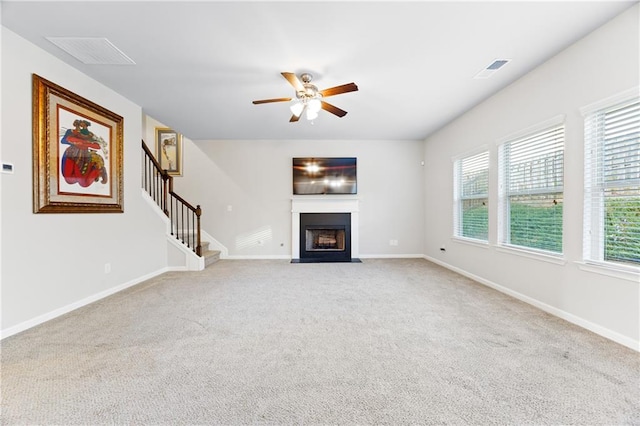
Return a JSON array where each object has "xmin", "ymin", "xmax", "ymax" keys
[
  {"xmin": 291, "ymin": 198, "xmax": 360, "ymax": 263},
  {"xmin": 300, "ymin": 213, "xmax": 351, "ymax": 262}
]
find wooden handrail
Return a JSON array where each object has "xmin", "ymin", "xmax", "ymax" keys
[
  {"xmin": 141, "ymin": 140, "xmax": 202, "ymax": 256},
  {"xmin": 142, "ymin": 141, "xmax": 162, "ymax": 172},
  {"xmin": 170, "ymin": 190, "xmax": 198, "ymax": 212}
]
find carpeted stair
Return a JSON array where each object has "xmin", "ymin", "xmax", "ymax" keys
[
  {"xmin": 199, "ymin": 239, "xmax": 221, "ymax": 267},
  {"xmin": 179, "ymin": 234, "xmax": 220, "ymax": 268}
]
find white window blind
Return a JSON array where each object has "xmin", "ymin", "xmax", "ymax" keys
[
  {"xmin": 454, "ymin": 151, "xmax": 489, "ymax": 241},
  {"xmin": 584, "ymin": 97, "xmax": 640, "ymax": 267},
  {"xmin": 498, "ymin": 123, "xmax": 565, "ymax": 253}
]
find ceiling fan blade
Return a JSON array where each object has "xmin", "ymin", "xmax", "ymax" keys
[
  {"xmin": 319, "ymin": 82, "xmax": 358, "ymax": 98},
  {"xmin": 290, "ymin": 105, "xmax": 306, "ymax": 122},
  {"xmin": 321, "ymin": 101, "xmax": 348, "ymax": 118},
  {"xmin": 252, "ymin": 97, "xmax": 292, "ymax": 105},
  {"xmin": 281, "ymin": 72, "xmax": 304, "ymax": 92}
]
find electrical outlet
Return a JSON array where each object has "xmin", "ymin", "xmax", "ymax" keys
[
  {"xmin": 104, "ymin": 263, "xmax": 111, "ymax": 274},
  {"xmin": 389, "ymin": 239, "xmax": 398, "ymax": 246}
]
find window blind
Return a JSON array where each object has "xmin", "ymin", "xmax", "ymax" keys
[
  {"xmin": 584, "ymin": 98, "xmax": 640, "ymax": 266},
  {"xmin": 454, "ymin": 151, "xmax": 489, "ymax": 241},
  {"xmin": 499, "ymin": 124, "xmax": 564, "ymax": 253}
]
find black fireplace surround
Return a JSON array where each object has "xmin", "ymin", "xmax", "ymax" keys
[{"xmin": 299, "ymin": 213, "xmax": 352, "ymax": 262}]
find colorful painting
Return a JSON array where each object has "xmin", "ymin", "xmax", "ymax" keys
[
  {"xmin": 58, "ymin": 109, "xmax": 111, "ymax": 195},
  {"xmin": 32, "ymin": 74, "xmax": 124, "ymax": 213}
]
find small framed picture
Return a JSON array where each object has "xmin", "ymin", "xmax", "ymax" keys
[{"xmin": 155, "ymin": 128, "xmax": 182, "ymax": 176}]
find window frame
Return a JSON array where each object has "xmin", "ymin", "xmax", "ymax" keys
[
  {"xmin": 497, "ymin": 115, "xmax": 566, "ymax": 257},
  {"xmin": 581, "ymin": 88, "xmax": 640, "ymax": 273},
  {"xmin": 453, "ymin": 147, "xmax": 490, "ymax": 243}
]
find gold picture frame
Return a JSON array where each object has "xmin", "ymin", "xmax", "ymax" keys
[
  {"xmin": 155, "ymin": 127, "xmax": 182, "ymax": 176},
  {"xmin": 32, "ymin": 74, "xmax": 124, "ymax": 213}
]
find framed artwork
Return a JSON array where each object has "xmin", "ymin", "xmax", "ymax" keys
[
  {"xmin": 32, "ymin": 74, "xmax": 124, "ymax": 213},
  {"xmin": 155, "ymin": 128, "xmax": 182, "ymax": 176}
]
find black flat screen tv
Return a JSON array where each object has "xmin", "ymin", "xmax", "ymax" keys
[{"xmin": 293, "ymin": 157, "xmax": 357, "ymax": 195}]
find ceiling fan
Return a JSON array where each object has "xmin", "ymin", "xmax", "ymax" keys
[{"xmin": 252, "ymin": 72, "xmax": 358, "ymax": 122}]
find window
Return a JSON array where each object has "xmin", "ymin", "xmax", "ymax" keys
[
  {"xmin": 454, "ymin": 150, "xmax": 489, "ymax": 241},
  {"xmin": 583, "ymin": 94, "xmax": 640, "ymax": 267},
  {"xmin": 498, "ymin": 121, "xmax": 565, "ymax": 254}
]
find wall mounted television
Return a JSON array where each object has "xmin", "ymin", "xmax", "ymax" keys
[{"xmin": 293, "ymin": 157, "xmax": 357, "ymax": 195}]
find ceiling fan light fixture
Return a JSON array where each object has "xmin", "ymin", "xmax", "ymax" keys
[
  {"xmin": 291, "ymin": 96, "xmax": 321, "ymax": 120},
  {"xmin": 306, "ymin": 109, "xmax": 319, "ymax": 121},
  {"xmin": 308, "ymin": 98, "xmax": 322, "ymax": 113},
  {"xmin": 290, "ymin": 102, "xmax": 305, "ymax": 117}
]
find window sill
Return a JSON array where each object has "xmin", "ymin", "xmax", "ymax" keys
[
  {"xmin": 452, "ymin": 236, "xmax": 490, "ymax": 249},
  {"xmin": 576, "ymin": 261, "xmax": 640, "ymax": 283},
  {"xmin": 496, "ymin": 245, "xmax": 566, "ymax": 265}
]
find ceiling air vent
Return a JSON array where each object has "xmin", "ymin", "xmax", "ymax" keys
[
  {"xmin": 46, "ymin": 37, "xmax": 135, "ymax": 65},
  {"xmin": 474, "ymin": 59, "xmax": 511, "ymax": 79}
]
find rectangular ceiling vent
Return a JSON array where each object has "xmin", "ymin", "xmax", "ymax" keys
[
  {"xmin": 474, "ymin": 59, "xmax": 511, "ymax": 79},
  {"xmin": 46, "ymin": 37, "xmax": 135, "ymax": 65}
]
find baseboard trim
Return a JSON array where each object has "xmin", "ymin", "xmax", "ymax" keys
[
  {"xmin": 224, "ymin": 254, "xmax": 292, "ymax": 260},
  {"xmin": 223, "ymin": 254, "xmax": 425, "ymax": 260},
  {"xmin": 0, "ymin": 267, "xmax": 171, "ymax": 340},
  {"xmin": 359, "ymin": 254, "xmax": 425, "ymax": 259},
  {"xmin": 423, "ymin": 255, "xmax": 639, "ymax": 352}
]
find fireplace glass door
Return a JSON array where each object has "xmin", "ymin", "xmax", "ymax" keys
[{"xmin": 306, "ymin": 228, "xmax": 346, "ymax": 252}]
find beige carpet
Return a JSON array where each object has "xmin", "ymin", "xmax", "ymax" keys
[{"xmin": 1, "ymin": 258, "xmax": 638, "ymax": 425}]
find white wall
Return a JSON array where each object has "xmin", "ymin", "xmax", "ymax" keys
[
  {"xmin": 142, "ymin": 114, "xmax": 426, "ymax": 260},
  {"xmin": 1, "ymin": 28, "xmax": 168, "ymax": 336},
  {"xmin": 171, "ymin": 138, "xmax": 425, "ymax": 258},
  {"xmin": 423, "ymin": 5, "xmax": 639, "ymax": 349}
]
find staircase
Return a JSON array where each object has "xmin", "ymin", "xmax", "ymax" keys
[
  {"xmin": 142, "ymin": 140, "xmax": 220, "ymax": 269},
  {"xmin": 201, "ymin": 241, "xmax": 221, "ymax": 267},
  {"xmin": 189, "ymin": 233, "xmax": 221, "ymax": 267}
]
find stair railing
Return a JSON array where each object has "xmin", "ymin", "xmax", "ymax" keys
[{"xmin": 142, "ymin": 140, "xmax": 202, "ymax": 256}]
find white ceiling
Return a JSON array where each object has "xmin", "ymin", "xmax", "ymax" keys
[{"xmin": 2, "ymin": 1, "xmax": 637, "ymax": 141}]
